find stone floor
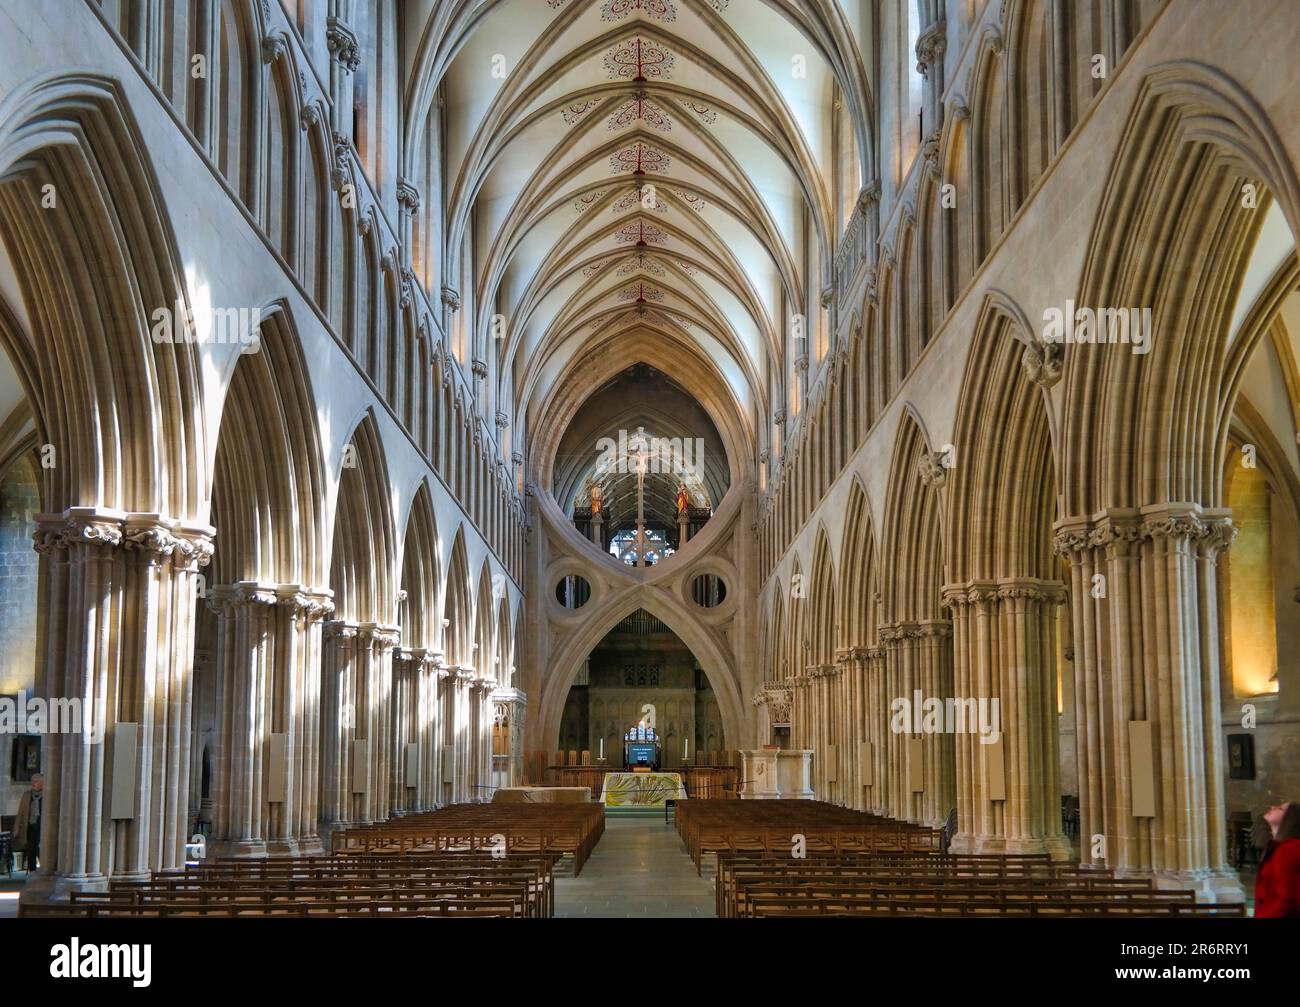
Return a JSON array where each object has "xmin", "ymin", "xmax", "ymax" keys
[{"xmin": 554, "ymin": 815, "xmax": 716, "ymax": 918}]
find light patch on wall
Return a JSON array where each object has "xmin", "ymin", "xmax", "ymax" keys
[{"xmin": 1226, "ymin": 463, "xmax": 1279, "ymax": 697}]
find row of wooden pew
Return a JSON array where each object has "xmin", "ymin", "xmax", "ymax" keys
[
  {"xmin": 676, "ymin": 800, "xmax": 944, "ymax": 874},
  {"xmin": 21, "ymin": 803, "xmax": 607, "ymax": 918},
  {"xmin": 21, "ymin": 851, "xmax": 559, "ymax": 918},
  {"xmin": 329, "ymin": 803, "xmax": 605, "ymax": 875},
  {"xmin": 715, "ymin": 850, "xmax": 1247, "ymax": 917}
]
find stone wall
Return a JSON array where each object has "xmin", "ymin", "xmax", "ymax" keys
[{"xmin": 0, "ymin": 453, "xmax": 39, "ymax": 819}]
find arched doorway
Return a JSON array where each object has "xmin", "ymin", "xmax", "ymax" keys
[{"xmin": 558, "ymin": 609, "xmax": 726, "ymax": 769}]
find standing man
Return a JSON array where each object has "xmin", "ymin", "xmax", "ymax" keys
[{"xmin": 14, "ymin": 772, "xmax": 42, "ymax": 871}]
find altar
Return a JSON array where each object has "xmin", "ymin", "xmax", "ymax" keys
[{"xmin": 600, "ymin": 771, "xmax": 685, "ymax": 808}]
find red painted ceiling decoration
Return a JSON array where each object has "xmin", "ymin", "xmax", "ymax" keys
[
  {"xmin": 604, "ymin": 37, "xmax": 675, "ymax": 81},
  {"xmin": 612, "ymin": 188, "xmax": 669, "ymax": 214},
  {"xmin": 614, "ymin": 220, "xmax": 668, "ymax": 245},
  {"xmin": 609, "ymin": 141, "xmax": 671, "ymax": 175},
  {"xmin": 601, "ymin": 0, "xmax": 677, "ymax": 22},
  {"xmin": 562, "ymin": 99, "xmax": 601, "ymax": 126},
  {"xmin": 618, "ymin": 252, "xmax": 666, "ymax": 276},
  {"xmin": 618, "ymin": 280, "xmax": 666, "ymax": 302},
  {"xmin": 608, "ymin": 93, "xmax": 672, "ymax": 131}
]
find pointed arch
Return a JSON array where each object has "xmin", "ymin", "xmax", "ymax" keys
[
  {"xmin": 808, "ymin": 525, "xmax": 838, "ymax": 664},
  {"xmin": 397, "ymin": 480, "xmax": 441, "ymax": 650},
  {"xmin": 0, "ymin": 73, "xmax": 207, "ymax": 517},
  {"xmin": 442, "ymin": 526, "xmax": 472, "ymax": 666},
  {"xmin": 838, "ymin": 476, "xmax": 880, "ymax": 648},
  {"xmin": 209, "ymin": 304, "xmax": 327, "ymax": 587},
  {"xmin": 1064, "ymin": 62, "xmax": 1300, "ymax": 514},
  {"xmin": 329, "ymin": 410, "xmax": 397, "ymax": 625},
  {"xmin": 881, "ymin": 409, "xmax": 947, "ymax": 623},
  {"xmin": 948, "ymin": 293, "xmax": 1059, "ymax": 583}
]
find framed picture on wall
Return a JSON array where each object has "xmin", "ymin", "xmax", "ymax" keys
[
  {"xmin": 1227, "ymin": 734, "xmax": 1255, "ymax": 780},
  {"xmin": 10, "ymin": 733, "xmax": 41, "ymax": 782}
]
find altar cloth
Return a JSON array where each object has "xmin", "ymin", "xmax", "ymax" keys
[{"xmin": 600, "ymin": 772, "xmax": 685, "ymax": 807}]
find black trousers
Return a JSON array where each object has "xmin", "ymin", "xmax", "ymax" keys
[{"xmin": 24, "ymin": 824, "xmax": 39, "ymax": 870}]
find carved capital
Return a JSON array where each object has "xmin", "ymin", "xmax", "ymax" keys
[
  {"xmin": 396, "ymin": 179, "xmax": 421, "ymax": 213},
  {"xmin": 326, "ymin": 17, "xmax": 361, "ymax": 71}
]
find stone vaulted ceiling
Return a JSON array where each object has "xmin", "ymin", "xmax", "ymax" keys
[{"xmin": 407, "ymin": 0, "xmax": 873, "ymax": 474}]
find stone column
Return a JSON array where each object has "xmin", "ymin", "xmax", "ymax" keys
[
  {"xmin": 319, "ymin": 620, "xmax": 359, "ymax": 829},
  {"xmin": 491, "ymin": 687, "xmax": 527, "ymax": 789},
  {"xmin": 356, "ymin": 624, "xmax": 401, "ymax": 824},
  {"xmin": 205, "ymin": 583, "xmax": 333, "ymax": 856},
  {"xmin": 863, "ymin": 645, "xmax": 889, "ymax": 815},
  {"xmin": 478, "ymin": 679, "xmax": 497, "ymax": 799},
  {"xmin": 1054, "ymin": 506, "xmax": 1242, "ymax": 901},
  {"xmin": 880, "ymin": 621, "xmax": 954, "ymax": 827},
  {"xmin": 418, "ymin": 653, "xmax": 444, "ymax": 810},
  {"xmin": 26, "ymin": 509, "xmax": 213, "ymax": 902},
  {"xmin": 943, "ymin": 579, "xmax": 1069, "ymax": 857},
  {"xmin": 207, "ymin": 583, "xmax": 278, "ymax": 857},
  {"xmin": 434, "ymin": 662, "xmax": 454, "ymax": 806},
  {"xmin": 390, "ymin": 647, "xmax": 420, "ymax": 816},
  {"xmin": 449, "ymin": 668, "xmax": 475, "ymax": 802},
  {"xmin": 915, "ymin": 19, "xmax": 947, "ymax": 137}
]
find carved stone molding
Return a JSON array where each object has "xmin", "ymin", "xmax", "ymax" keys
[
  {"xmin": 261, "ymin": 32, "xmax": 287, "ymax": 64},
  {"xmin": 1021, "ymin": 337, "xmax": 1063, "ymax": 387},
  {"xmin": 915, "ymin": 21, "xmax": 947, "ymax": 76},
  {"xmin": 917, "ymin": 450, "xmax": 949, "ymax": 488},
  {"xmin": 326, "ymin": 17, "xmax": 360, "ymax": 71},
  {"xmin": 395, "ymin": 179, "xmax": 421, "ymax": 213},
  {"xmin": 1053, "ymin": 508, "xmax": 1236, "ymax": 560}
]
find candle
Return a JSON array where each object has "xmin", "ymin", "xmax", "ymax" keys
[
  {"xmin": 684, "ymin": 737, "xmax": 689, "ymax": 761},
  {"xmin": 599, "ymin": 738, "xmax": 604, "ymax": 759}
]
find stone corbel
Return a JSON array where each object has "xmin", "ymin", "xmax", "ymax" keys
[
  {"xmin": 915, "ymin": 21, "xmax": 947, "ymax": 77},
  {"xmin": 917, "ymin": 450, "xmax": 950, "ymax": 488},
  {"xmin": 262, "ymin": 32, "xmax": 287, "ymax": 64},
  {"xmin": 326, "ymin": 17, "xmax": 361, "ymax": 71},
  {"xmin": 441, "ymin": 287, "xmax": 462, "ymax": 312},
  {"xmin": 1021, "ymin": 336, "xmax": 1063, "ymax": 387},
  {"xmin": 857, "ymin": 180, "xmax": 881, "ymax": 211},
  {"xmin": 396, "ymin": 179, "xmax": 421, "ymax": 214}
]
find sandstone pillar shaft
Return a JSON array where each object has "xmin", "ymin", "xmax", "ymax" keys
[
  {"xmin": 29, "ymin": 509, "xmax": 213, "ymax": 900},
  {"xmin": 1055, "ymin": 507, "xmax": 1241, "ymax": 900}
]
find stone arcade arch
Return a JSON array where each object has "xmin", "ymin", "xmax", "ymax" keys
[
  {"xmin": 942, "ymin": 292, "xmax": 1068, "ymax": 858},
  {"xmin": 201, "ymin": 304, "xmax": 332, "ymax": 857},
  {"xmin": 1053, "ymin": 61, "xmax": 1300, "ymax": 899},
  {"xmin": 537, "ymin": 594, "xmax": 745, "ymax": 762},
  {"xmin": 0, "ymin": 74, "xmax": 212, "ymax": 899},
  {"xmin": 391, "ymin": 481, "xmax": 443, "ymax": 814},
  {"xmin": 880, "ymin": 410, "xmax": 953, "ymax": 828},
  {"xmin": 320, "ymin": 411, "xmax": 399, "ymax": 829}
]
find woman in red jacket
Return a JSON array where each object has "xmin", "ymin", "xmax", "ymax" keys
[{"xmin": 1255, "ymin": 801, "xmax": 1300, "ymax": 918}]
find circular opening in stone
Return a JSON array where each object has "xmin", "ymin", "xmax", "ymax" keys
[
  {"xmin": 555, "ymin": 574, "xmax": 592, "ymax": 609},
  {"xmin": 689, "ymin": 573, "xmax": 727, "ymax": 608}
]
